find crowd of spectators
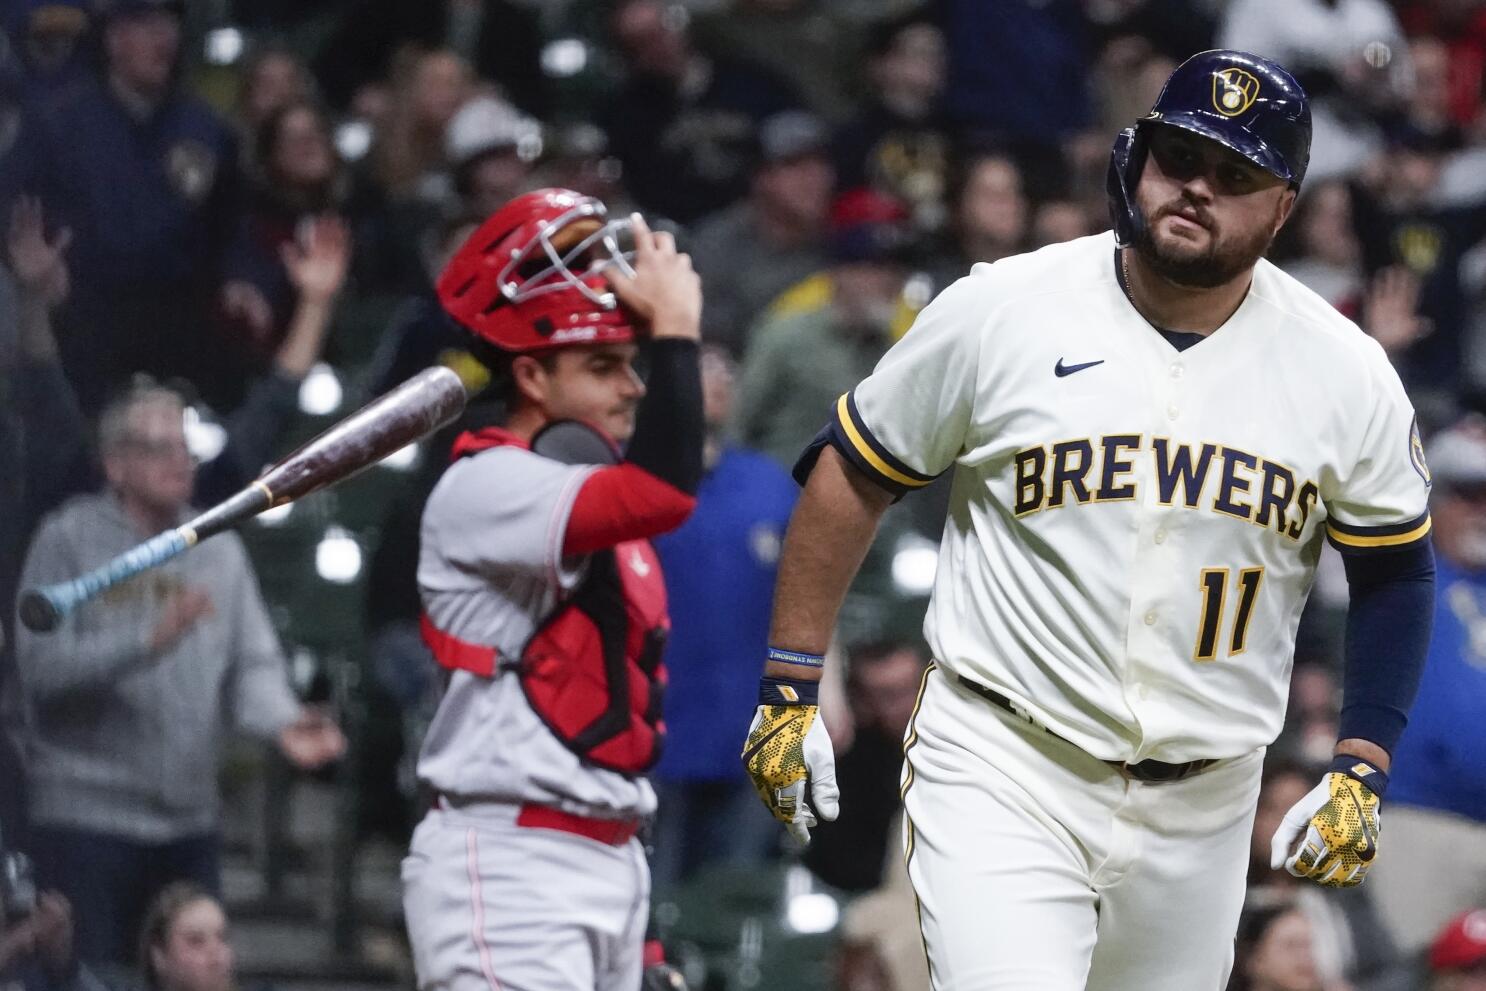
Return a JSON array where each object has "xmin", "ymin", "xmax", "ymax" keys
[{"xmin": 1, "ymin": 0, "xmax": 1486, "ymax": 988}]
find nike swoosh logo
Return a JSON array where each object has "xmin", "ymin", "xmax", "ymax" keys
[
  {"xmin": 1055, "ymin": 358, "xmax": 1105, "ymax": 377},
  {"xmin": 1347, "ymin": 788, "xmax": 1377, "ymax": 861},
  {"xmin": 743, "ymin": 719, "xmax": 793, "ymax": 766}
]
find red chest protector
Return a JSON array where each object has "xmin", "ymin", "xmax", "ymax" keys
[{"xmin": 421, "ymin": 426, "xmax": 669, "ymax": 776}]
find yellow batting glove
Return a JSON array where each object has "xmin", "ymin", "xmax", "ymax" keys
[
  {"xmin": 741, "ymin": 676, "xmax": 839, "ymax": 844},
  {"xmin": 1270, "ymin": 758, "xmax": 1386, "ymax": 888}
]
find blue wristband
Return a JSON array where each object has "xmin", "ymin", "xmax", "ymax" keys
[
  {"xmin": 767, "ymin": 646, "xmax": 825, "ymax": 669},
  {"xmin": 1330, "ymin": 755, "xmax": 1389, "ymax": 797},
  {"xmin": 759, "ymin": 676, "xmax": 819, "ymax": 707}
]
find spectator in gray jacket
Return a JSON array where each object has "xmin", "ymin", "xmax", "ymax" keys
[{"xmin": 13, "ymin": 382, "xmax": 345, "ymax": 972}]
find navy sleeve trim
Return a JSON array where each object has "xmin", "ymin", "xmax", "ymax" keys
[{"xmin": 1326, "ymin": 509, "xmax": 1431, "ymax": 555}]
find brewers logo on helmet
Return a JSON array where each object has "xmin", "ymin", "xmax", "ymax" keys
[{"xmin": 1107, "ymin": 49, "xmax": 1312, "ymax": 245}]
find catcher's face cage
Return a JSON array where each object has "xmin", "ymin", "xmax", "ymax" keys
[{"xmin": 498, "ymin": 199, "xmax": 637, "ymax": 311}]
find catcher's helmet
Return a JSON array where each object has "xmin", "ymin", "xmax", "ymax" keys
[
  {"xmin": 1107, "ymin": 50, "xmax": 1311, "ymax": 246},
  {"xmin": 437, "ymin": 188, "xmax": 638, "ymax": 353}
]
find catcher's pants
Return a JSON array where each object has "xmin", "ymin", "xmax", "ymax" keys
[
  {"xmin": 902, "ymin": 666, "xmax": 1263, "ymax": 991},
  {"xmin": 402, "ymin": 802, "xmax": 649, "ymax": 991}
]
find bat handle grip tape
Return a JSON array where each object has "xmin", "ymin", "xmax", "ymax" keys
[{"xmin": 19, "ymin": 529, "xmax": 193, "ymax": 632}]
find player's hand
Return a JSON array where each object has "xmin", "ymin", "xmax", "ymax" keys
[
  {"xmin": 742, "ymin": 703, "xmax": 839, "ymax": 844},
  {"xmin": 606, "ymin": 213, "xmax": 701, "ymax": 341},
  {"xmin": 1270, "ymin": 760, "xmax": 1385, "ymax": 888}
]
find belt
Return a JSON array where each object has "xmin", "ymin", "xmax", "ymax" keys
[
  {"xmin": 438, "ymin": 796, "xmax": 642, "ymax": 846},
  {"xmin": 955, "ymin": 675, "xmax": 1216, "ymax": 784}
]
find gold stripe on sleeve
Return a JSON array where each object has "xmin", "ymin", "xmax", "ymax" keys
[
  {"xmin": 834, "ymin": 395, "xmax": 932, "ymax": 489},
  {"xmin": 1326, "ymin": 516, "xmax": 1432, "ymax": 548}
]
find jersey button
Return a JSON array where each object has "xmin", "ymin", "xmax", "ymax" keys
[
  {"xmin": 1154, "ymin": 530, "xmax": 1167, "ymax": 544},
  {"xmin": 1143, "ymin": 611, "xmax": 1157, "ymax": 626},
  {"xmin": 1166, "ymin": 405, "xmax": 1180, "ymax": 420},
  {"xmin": 1170, "ymin": 364, "xmax": 1184, "ymax": 379},
  {"xmin": 1136, "ymin": 684, "xmax": 1151, "ymax": 700}
]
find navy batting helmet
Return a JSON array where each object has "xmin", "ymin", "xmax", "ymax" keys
[{"xmin": 1108, "ymin": 50, "xmax": 1311, "ymax": 245}]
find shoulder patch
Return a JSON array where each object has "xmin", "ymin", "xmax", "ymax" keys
[{"xmin": 1410, "ymin": 414, "xmax": 1431, "ymax": 486}]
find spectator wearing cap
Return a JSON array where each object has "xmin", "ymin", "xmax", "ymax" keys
[
  {"xmin": 1366, "ymin": 418, "xmax": 1486, "ymax": 959},
  {"xmin": 732, "ymin": 187, "xmax": 912, "ymax": 469},
  {"xmin": 598, "ymin": 0, "xmax": 803, "ymax": 224},
  {"xmin": 831, "ymin": 7, "xmax": 951, "ymax": 230},
  {"xmin": 444, "ymin": 94, "xmax": 542, "ymax": 221},
  {"xmin": 688, "ymin": 110, "xmax": 834, "ymax": 358},
  {"xmin": 15, "ymin": 0, "xmax": 244, "ymax": 412},
  {"xmin": 1428, "ymin": 910, "xmax": 1486, "ymax": 991}
]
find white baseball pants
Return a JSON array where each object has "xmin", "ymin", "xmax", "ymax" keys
[
  {"xmin": 901, "ymin": 666, "xmax": 1263, "ymax": 991},
  {"xmin": 402, "ymin": 804, "xmax": 649, "ymax": 991}
]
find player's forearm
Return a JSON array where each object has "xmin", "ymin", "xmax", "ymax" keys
[{"xmin": 766, "ymin": 446, "xmax": 893, "ymax": 677}]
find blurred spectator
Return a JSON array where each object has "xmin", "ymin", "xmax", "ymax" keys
[
  {"xmin": 834, "ymin": 818, "xmax": 931, "ymax": 991},
  {"xmin": 803, "ymin": 640, "xmax": 927, "ymax": 893},
  {"xmin": 690, "ymin": 110, "xmax": 834, "ymax": 357},
  {"xmin": 1218, "ymin": 0, "xmax": 1409, "ymax": 181},
  {"xmin": 0, "ymin": 889, "xmax": 108, "ymax": 991},
  {"xmin": 371, "ymin": 48, "xmax": 473, "ymax": 203},
  {"xmin": 1230, "ymin": 900, "xmax": 1330, "ymax": 991},
  {"xmin": 1394, "ymin": 2, "xmax": 1486, "ymax": 135},
  {"xmin": 443, "ymin": 94, "xmax": 542, "ymax": 221},
  {"xmin": 733, "ymin": 188, "xmax": 912, "ymax": 468},
  {"xmin": 693, "ymin": 0, "xmax": 864, "ymax": 124},
  {"xmin": 1031, "ymin": 197, "xmax": 1096, "ymax": 248},
  {"xmin": 8, "ymin": 1, "xmax": 91, "ymax": 97},
  {"xmin": 1427, "ymin": 909, "xmax": 1486, "ymax": 991},
  {"xmin": 137, "ymin": 883, "xmax": 247, "ymax": 991},
  {"xmin": 312, "ymin": 0, "xmax": 547, "ymax": 119},
  {"xmin": 535, "ymin": 123, "xmax": 632, "ymax": 216},
  {"xmin": 14, "ymin": 382, "xmax": 345, "ymax": 969},
  {"xmin": 1367, "ymin": 418, "xmax": 1486, "ymax": 959},
  {"xmin": 234, "ymin": 47, "xmax": 315, "ymax": 150},
  {"xmin": 649, "ymin": 346, "xmax": 798, "ymax": 889},
  {"xmin": 598, "ymin": 0, "xmax": 803, "ymax": 223},
  {"xmin": 1350, "ymin": 130, "xmax": 1486, "ymax": 420},
  {"xmin": 1081, "ymin": 0, "xmax": 1215, "ymax": 67},
  {"xmin": 831, "ymin": 7, "xmax": 949, "ymax": 230},
  {"xmin": 925, "ymin": 150, "xmax": 1029, "ymax": 291},
  {"xmin": 18, "ymin": 0, "xmax": 244, "ymax": 412},
  {"xmin": 223, "ymin": 102, "xmax": 352, "ymax": 357},
  {"xmin": 1279, "ymin": 182, "xmax": 1366, "ymax": 315},
  {"xmin": 1273, "ymin": 662, "xmax": 1343, "ymax": 769},
  {"xmin": 940, "ymin": 0, "xmax": 1092, "ymax": 155}
]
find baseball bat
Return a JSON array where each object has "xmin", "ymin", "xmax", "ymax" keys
[{"xmin": 18, "ymin": 366, "xmax": 467, "ymax": 634}]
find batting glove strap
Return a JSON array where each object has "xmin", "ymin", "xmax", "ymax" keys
[
  {"xmin": 758, "ymin": 676, "xmax": 820, "ymax": 706},
  {"xmin": 741, "ymin": 703, "xmax": 839, "ymax": 844},
  {"xmin": 1271, "ymin": 770, "xmax": 1383, "ymax": 888},
  {"xmin": 1330, "ymin": 754, "xmax": 1389, "ymax": 798}
]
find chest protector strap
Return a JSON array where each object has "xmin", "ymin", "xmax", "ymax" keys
[{"xmin": 420, "ymin": 425, "xmax": 669, "ymax": 776}]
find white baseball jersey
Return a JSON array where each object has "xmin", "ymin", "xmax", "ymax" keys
[
  {"xmin": 833, "ymin": 231, "xmax": 1430, "ymax": 764},
  {"xmin": 416, "ymin": 445, "xmax": 657, "ymax": 818}
]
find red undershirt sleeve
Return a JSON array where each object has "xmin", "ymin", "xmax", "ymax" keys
[{"xmin": 561, "ymin": 463, "xmax": 697, "ymax": 557}]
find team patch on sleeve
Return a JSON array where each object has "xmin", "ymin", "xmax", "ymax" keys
[
  {"xmin": 828, "ymin": 392, "xmax": 938, "ymax": 496},
  {"xmin": 1410, "ymin": 414, "xmax": 1431, "ymax": 485},
  {"xmin": 1326, "ymin": 510, "xmax": 1432, "ymax": 554}
]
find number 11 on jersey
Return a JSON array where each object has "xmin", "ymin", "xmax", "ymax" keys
[{"xmin": 1194, "ymin": 567, "xmax": 1264, "ymax": 661}]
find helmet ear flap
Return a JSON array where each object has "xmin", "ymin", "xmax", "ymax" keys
[{"xmin": 1106, "ymin": 126, "xmax": 1148, "ymax": 248}]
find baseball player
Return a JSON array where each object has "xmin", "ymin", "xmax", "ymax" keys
[
  {"xmin": 401, "ymin": 189, "xmax": 703, "ymax": 991},
  {"xmin": 742, "ymin": 50, "xmax": 1436, "ymax": 990}
]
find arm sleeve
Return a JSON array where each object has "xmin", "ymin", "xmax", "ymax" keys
[
  {"xmin": 13, "ymin": 518, "xmax": 156, "ymax": 701},
  {"xmin": 222, "ymin": 536, "xmax": 302, "ymax": 739},
  {"xmin": 563, "ymin": 463, "xmax": 696, "ymax": 556},
  {"xmin": 795, "ymin": 274, "xmax": 985, "ymax": 495},
  {"xmin": 1338, "ymin": 540, "xmax": 1435, "ymax": 753},
  {"xmin": 623, "ymin": 338, "xmax": 704, "ymax": 495}
]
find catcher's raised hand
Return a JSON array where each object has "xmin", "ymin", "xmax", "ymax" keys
[
  {"xmin": 741, "ymin": 676, "xmax": 839, "ymax": 844},
  {"xmin": 1270, "ymin": 757, "xmax": 1386, "ymax": 888}
]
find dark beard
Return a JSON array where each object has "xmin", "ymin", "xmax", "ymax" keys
[{"xmin": 1132, "ymin": 209, "xmax": 1277, "ymax": 289}]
